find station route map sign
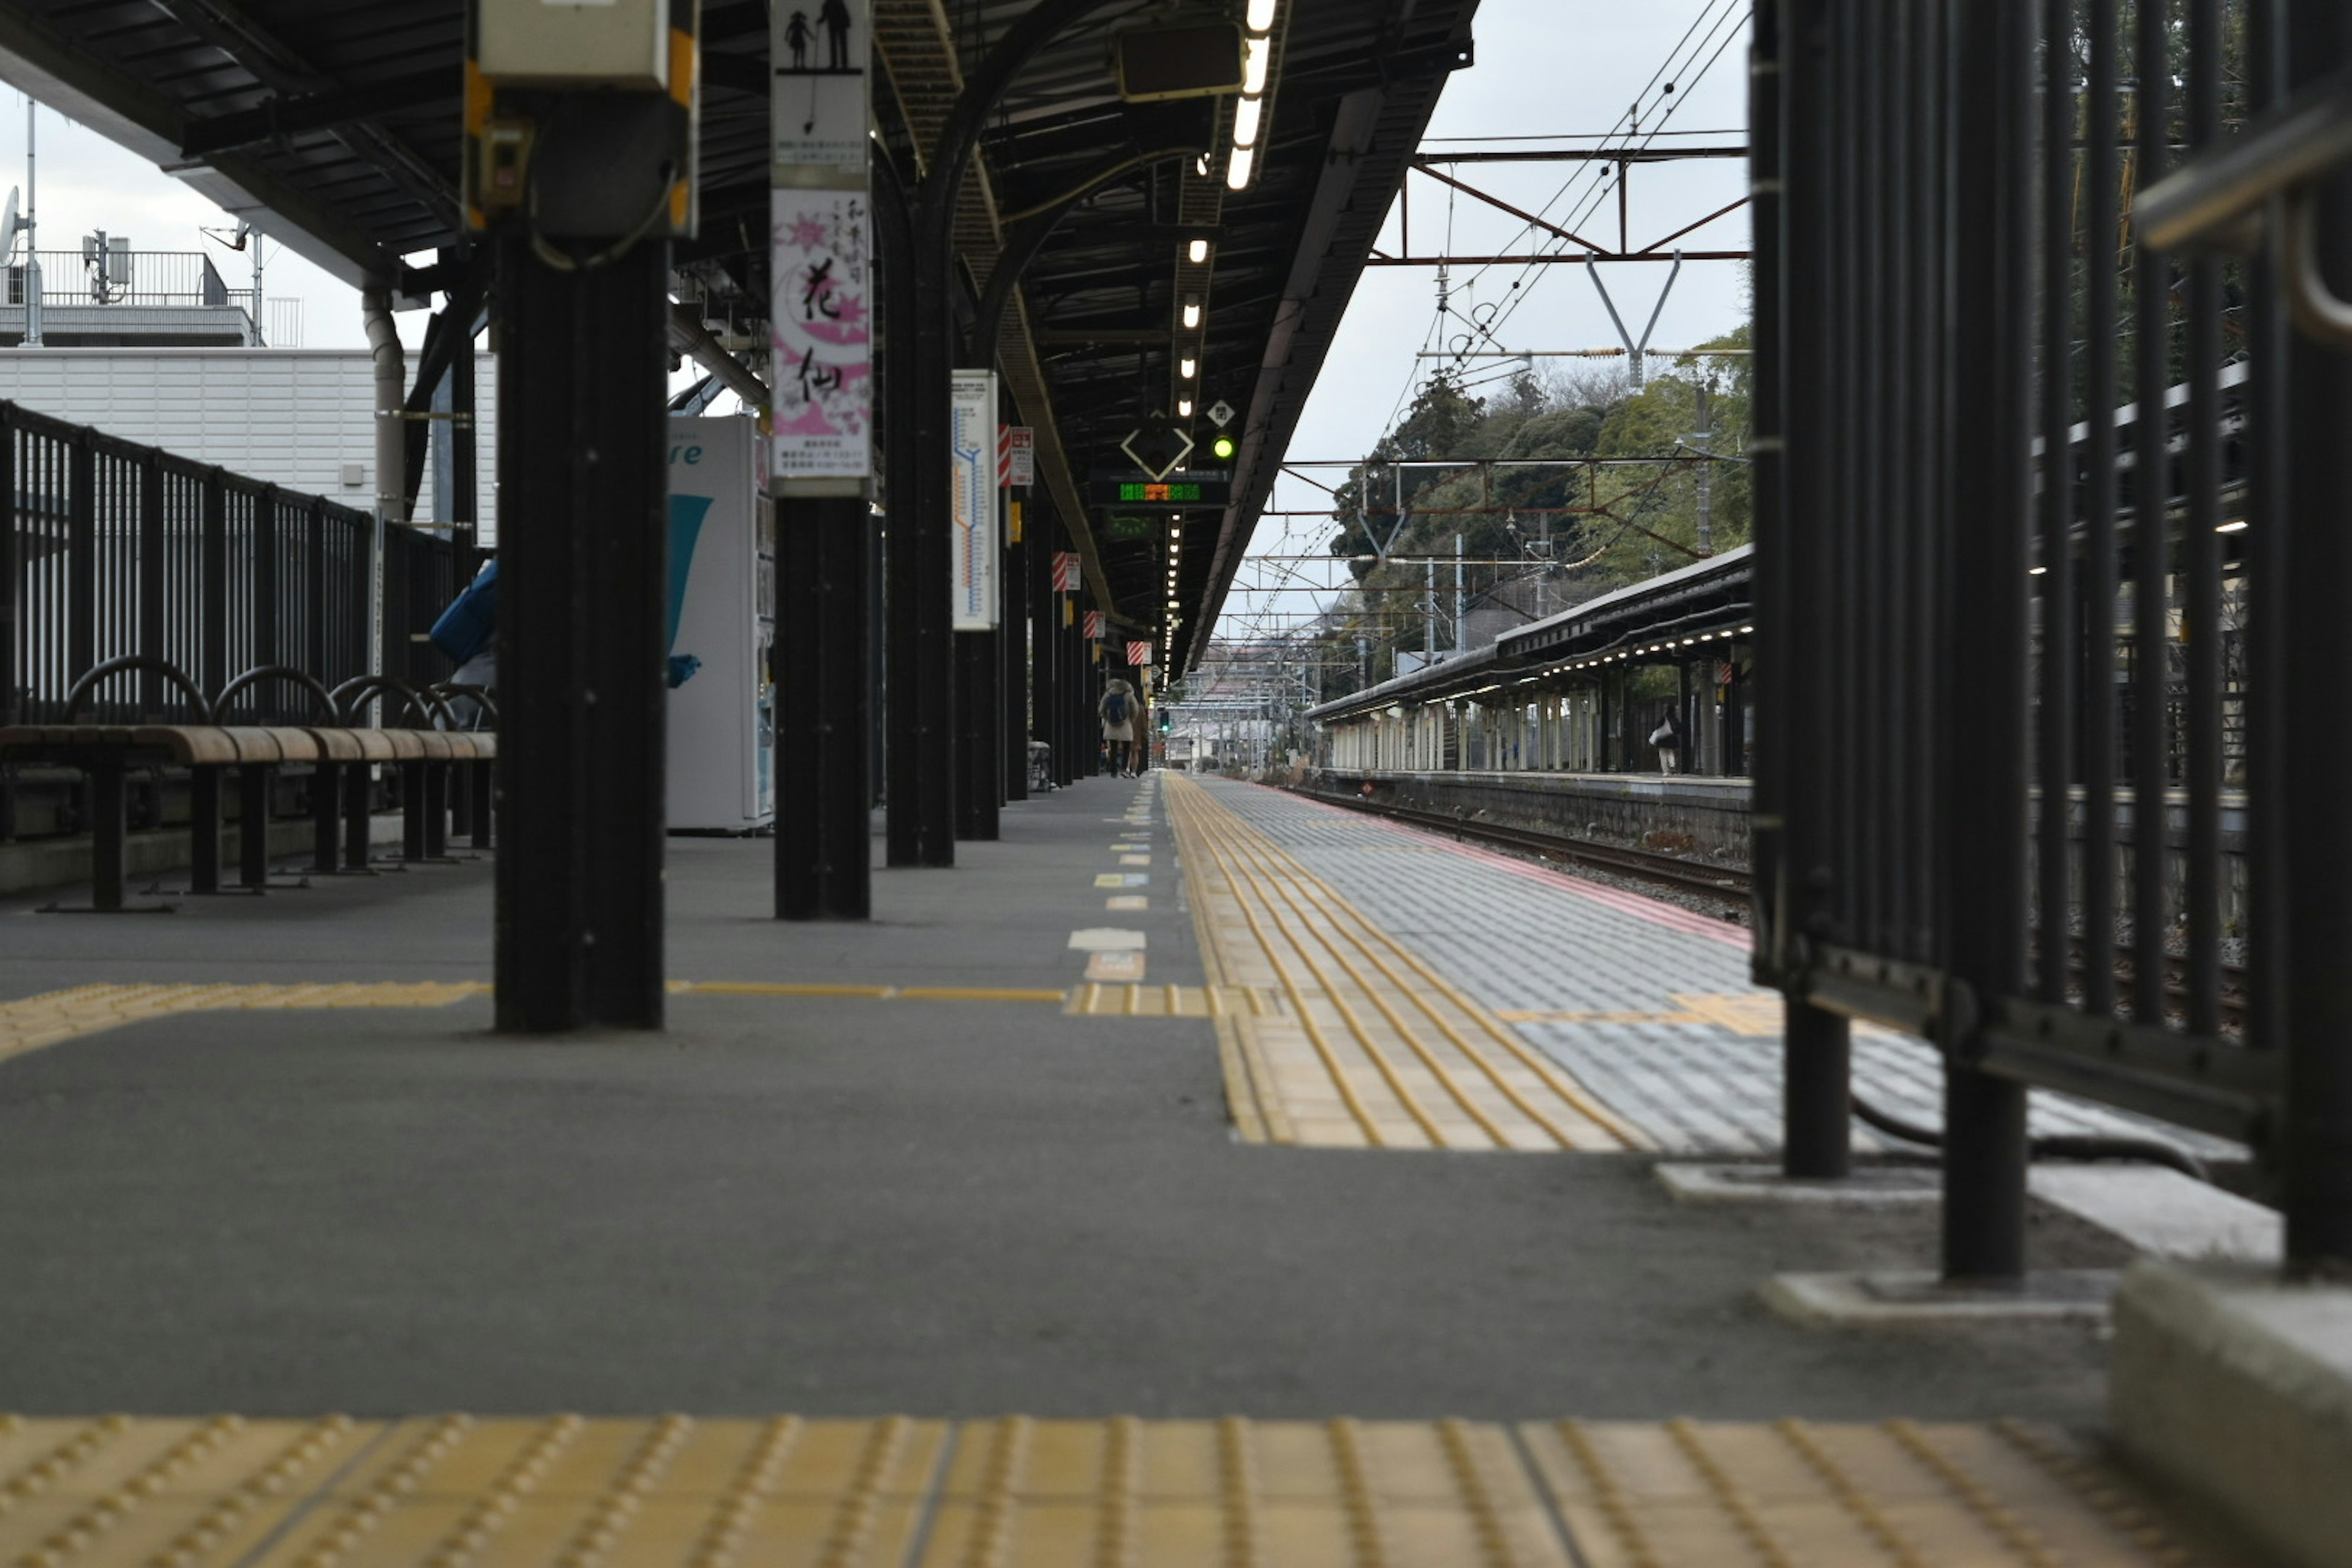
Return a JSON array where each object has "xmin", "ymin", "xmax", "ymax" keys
[
  {"xmin": 770, "ymin": 190, "xmax": 872, "ymax": 481},
  {"xmin": 951, "ymin": 370, "xmax": 999, "ymax": 630},
  {"xmin": 772, "ymin": 0, "xmax": 869, "ymax": 176}
]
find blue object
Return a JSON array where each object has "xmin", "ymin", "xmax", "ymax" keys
[
  {"xmin": 667, "ymin": 496, "xmax": 712, "ymax": 654},
  {"xmin": 667, "ymin": 654, "xmax": 702, "ymax": 689},
  {"xmin": 429, "ymin": 559, "xmax": 498, "ymax": 664}
]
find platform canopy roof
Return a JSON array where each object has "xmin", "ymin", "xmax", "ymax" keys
[{"xmin": 0, "ymin": 0, "xmax": 1475, "ymax": 672}]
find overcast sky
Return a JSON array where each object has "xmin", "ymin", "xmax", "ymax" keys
[{"xmin": 0, "ymin": 0, "xmax": 1751, "ymax": 614}]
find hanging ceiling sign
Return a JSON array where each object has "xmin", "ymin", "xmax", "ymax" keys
[
  {"xmin": 771, "ymin": 0, "xmax": 870, "ymax": 492},
  {"xmin": 1001, "ymin": 425, "xmax": 1035, "ymax": 488},
  {"xmin": 770, "ymin": 190, "xmax": 872, "ymax": 483},
  {"xmin": 951, "ymin": 370, "xmax": 999, "ymax": 630},
  {"xmin": 1119, "ymin": 425, "xmax": 1194, "ymax": 481},
  {"xmin": 772, "ymin": 0, "xmax": 870, "ymax": 177}
]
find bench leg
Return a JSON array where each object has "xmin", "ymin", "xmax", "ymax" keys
[
  {"xmin": 91, "ymin": 757, "xmax": 127, "ymax": 912},
  {"xmin": 401, "ymin": 761, "xmax": 427, "ymax": 862},
  {"xmin": 310, "ymin": 763, "xmax": 341, "ymax": 873},
  {"xmin": 189, "ymin": 767, "xmax": 222, "ymax": 895},
  {"xmin": 238, "ymin": 766, "xmax": 273, "ymax": 890},
  {"xmin": 470, "ymin": 763, "xmax": 494, "ymax": 851},
  {"xmin": 423, "ymin": 763, "xmax": 450, "ymax": 859},
  {"xmin": 344, "ymin": 763, "xmax": 374, "ymax": 872},
  {"xmin": 450, "ymin": 762, "xmax": 472, "ymax": 839}
]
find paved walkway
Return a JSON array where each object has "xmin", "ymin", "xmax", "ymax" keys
[
  {"xmin": 0, "ymin": 1412, "xmax": 2238, "ymax": 1568},
  {"xmin": 0, "ymin": 771, "xmax": 2265, "ymax": 1565},
  {"xmin": 1184, "ymin": 780, "xmax": 2232, "ymax": 1163}
]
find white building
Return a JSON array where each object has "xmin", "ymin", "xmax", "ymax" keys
[{"xmin": 0, "ymin": 347, "xmax": 498, "ymax": 541}]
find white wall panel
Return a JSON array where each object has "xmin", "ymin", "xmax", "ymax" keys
[{"xmin": 0, "ymin": 348, "xmax": 498, "ymax": 543}]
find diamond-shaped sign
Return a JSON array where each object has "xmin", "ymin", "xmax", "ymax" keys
[
  {"xmin": 1204, "ymin": 399, "xmax": 1236, "ymax": 429},
  {"xmin": 1120, "ymin": 425, "xmax": 1194, "ymax": 481}
]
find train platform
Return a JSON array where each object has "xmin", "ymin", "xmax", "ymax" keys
[{"xmin": 0, "ymin": 774, "xmax": 2267, "ymax": 1566}]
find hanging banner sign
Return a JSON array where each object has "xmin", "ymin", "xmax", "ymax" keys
[
  {"xmin": 1083, "ymin": 611, "xmax": 1104, "ymax": 639},
  {"xmin": 1002, "ymin": 426, "xmax": 1035, "ymax": 488},
  {"xmin": 1052, "ymin": 551, "xmax": 1080, "ymax": 592},
  {"xmin": 951, "ymin": 369, "xmax": 999, "ymax": 630},
  {"xmin": 1127, "ymin": 641, "xmax": 1154, "ymax": 667},
  {"xmin": 772, "ymin": 0, "xmax": 870, "ymax": 176},
  {"xmin": 769, "ymin": 190, "xmax": 872, "ymax": 483}
]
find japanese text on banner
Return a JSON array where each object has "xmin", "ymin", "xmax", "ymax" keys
[{"xmin": 771, "ymin": 190, "xmax": 873, "ymax": 481}]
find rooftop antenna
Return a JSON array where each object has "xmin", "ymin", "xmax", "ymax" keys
[
  {"xmin": 17, "ymin": 97, "xmax": 40, "ymax": 345},
  {"xmin": 202, "ymin": 218, "xmax": 267, "ymax": 345}
]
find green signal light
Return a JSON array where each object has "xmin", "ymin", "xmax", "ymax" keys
[{"xmin": 1211, "ymin": 434, "xmax": 1237, "ymax": 460}]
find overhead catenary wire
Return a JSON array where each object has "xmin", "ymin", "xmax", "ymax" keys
[{"xmin": 1445, "ymin": 1, "xmax": 1754, "ymax": 367}]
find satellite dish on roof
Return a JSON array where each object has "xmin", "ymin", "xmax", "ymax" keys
[{"xmin": 0, "ymin": 189, "xmax": 19, "ymax": 266}]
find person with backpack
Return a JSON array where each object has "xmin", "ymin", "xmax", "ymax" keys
[
  {"xmin": 1099, "ymin": 677, "xmax": 1139, "ymax": 777},
  {"xmin": 1649, "ymin": 712, "xmax": 1680, "ymax": 775}
]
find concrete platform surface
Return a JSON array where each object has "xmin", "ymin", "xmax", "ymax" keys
[{"xmin": 0, "ymin": 774, "xmax": 2144, "ymax": 1427}]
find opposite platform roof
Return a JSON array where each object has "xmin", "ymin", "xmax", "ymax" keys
[
  {"xmin": 1306, "ymin": 544, "xmax": 1756, "ymax": 723},
  {"xmin": 0, "ymin": 0, "xmax": 1477, "ymax": 669}
]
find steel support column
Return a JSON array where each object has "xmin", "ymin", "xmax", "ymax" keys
[
  {"xmin": 2280, "ymin": 1, "xmax": 2352, "ymax": 1273},
  {"xmin": 955, "ymin": 628, "xmax": 998, "ymax": 837},
  {"xmin": 1782, "ymin": 1001, "xmax": 1851, "ymax": 1177},
  {"xmin": 877, "ymin": 153, "xmax": 955, "ymax": 866},
  {"xmin": 1003, "ymin": 515, "xmax": 1028, "ymax": 802},
  {"xmin": 1030, "ymin": 514, "xmax": 1058, "ymax": 785},
  {"xmin": 492, "ymin": 236, "xmax": 669, "ymax": 1031},
  {"xmin": 777, "ymin": 494, "xmax": 873, "ymax": 919},
  {"xmin": 1940, "ymin": 0, "xmax": 2035, "ymax": 1282}
]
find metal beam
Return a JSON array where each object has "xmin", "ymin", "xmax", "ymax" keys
[
  {"xmin": 179, "ymin": 68, "xmax": 448, "ymax": 158},
  {"xmin": 0, "ymin": 7, "xmax": 406, "ymax": 285}
]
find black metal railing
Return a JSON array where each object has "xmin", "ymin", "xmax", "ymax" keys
[
  {"xmin": 1754, "ymin": 0, "xmax": 2351, "ymax": 1275},
  {"xmin": 0, "ymin": 401, "xmax": 455, "ymax": 730}
]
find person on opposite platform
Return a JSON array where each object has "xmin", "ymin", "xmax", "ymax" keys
[{"xmin": 1099, "ymin": 677, "xmax": 1139, "ymax": 777}]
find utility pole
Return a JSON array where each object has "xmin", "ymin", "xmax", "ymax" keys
[
  {"xmin": 249, "ymin": 228, "xmax": 264, "ymax": 347},
  {"xmin": 1454, "ymin": 531, "xmax": 1465, "ymax": 651},
  {"xmin": 22, "ymin": 98, "xmax": 40, "ymax": 347},
  {"xmin": 1691, "ymin": 384, "xmax": 1715, "ymax": 556},
  {"xmin": 1425, "ymin": 555, "xmax": 1436, "ymax": 666}
]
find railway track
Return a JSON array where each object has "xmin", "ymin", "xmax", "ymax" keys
[{"xmin": 1308, "ymin": 789, "xmax": 1754, "ymax": 904}]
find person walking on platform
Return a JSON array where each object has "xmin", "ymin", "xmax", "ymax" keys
[
  {"xmin": 1649, "ymin": 712, "xmax": 1680, "ymax": 775},
  {"xmin": 1099, "ymin": 677, "xmax": 1139, "ymax": 777}
]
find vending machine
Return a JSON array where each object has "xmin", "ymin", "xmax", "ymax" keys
[{"xmin": 665, "ymin": 416, "xmax": 776, "ymax": 831}]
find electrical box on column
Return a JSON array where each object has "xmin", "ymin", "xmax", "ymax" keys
[{"xmin": 464, "ymin": 0, "xmax": 700, "ymax": 244}]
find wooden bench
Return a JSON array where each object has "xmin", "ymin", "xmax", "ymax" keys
[{"xmin": 0, "ymin": 661, "xmax": 499, "ymax": 912}]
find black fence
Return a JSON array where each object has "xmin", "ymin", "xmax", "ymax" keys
[
  {"xmin": 0, "ymin": 400, "xmax": 457, "ymax": 728},
  {"xmin": 1754, "ymin": 0, "xmax": 2351, "ymax": 1275}
]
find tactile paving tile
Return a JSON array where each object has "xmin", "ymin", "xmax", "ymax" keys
[
  {"xmin": 0, "ymin": 984, "xmax": 491, "ymax": 1066},
  {"xmin": 1163, "ymin": 776, "xmax": 1642, "ymax": 1152},
  {"xmin": 1061, "ymin": 985, "xmax": 1286, "ymax": 1019},
  {"xmin": 0, "ymin": 1414, "xmax": 2249, "ymax": 1568},
  {"xmin": 1187, "ymin": 781, "xmax": 2241, "ymax": 1163}
]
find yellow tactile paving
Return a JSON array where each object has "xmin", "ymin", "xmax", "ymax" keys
[
  {"xmin": 0, "ymin": 1415, "xmax": 2247, "ymax": 1567},
  {"xmin": 0, "ymin": 984, "xmax": 492, "ymax": 1065},
  {"xmin": 0, "ymin": 976, "xmax": 1264, "ymax": 1066},
  {"xmin": 1162, "ymin": 775, "xmax": 1645, "ymax": 1153},
  {"xmin": 1063, "ymin": 984, "xmax": 1286, "ymax": 1019}
]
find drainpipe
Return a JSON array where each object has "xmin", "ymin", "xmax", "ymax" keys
[
  {"xmin": 362, "ymin": 287, "xmax": 405, "ymax": 676},
  {"xmin": 362, "ymin": 287, "xmax": 407, "ymax": 526}
]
